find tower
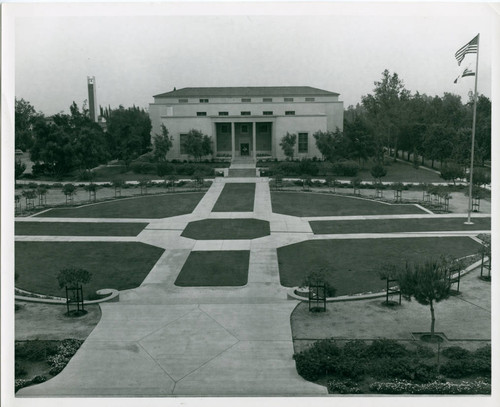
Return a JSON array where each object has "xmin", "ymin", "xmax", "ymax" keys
[{"xmin": 87, "ymin": 76, "xmax": 97, "ymax": 122}]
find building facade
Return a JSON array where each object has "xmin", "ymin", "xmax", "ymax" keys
[{"xmin": 149, "ymin": 86, "xmax": 343, "ymax": 160}]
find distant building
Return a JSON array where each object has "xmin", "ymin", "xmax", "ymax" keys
[{"xmin": 149, "ymin": 86, "xmax": 343, "ymax": 160}]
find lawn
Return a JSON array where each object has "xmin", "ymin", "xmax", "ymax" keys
[
  {"xmin": 15, "ymin": 242, "xmax": 164, "ymax": 299},
  {"xmin": 181, "ymin": 219, "xmax": 270, "ymax": 240},
  {"xmin": 271, "ymin": 192, "xmax": 426, "ymax": 217},
  {"xmin": 212, "ymin": 183, "xmax": 255, "ymax": 212},
  {"xmin": 34, "ymin": 192, "xmax": 205, "ymax": 218},
  {"xmin": 277, "ymin": 237, "xmax": 481, "ymax": 295},
  {"xmin": 15, "ymin": 222, "xmax": 148, "ymax": 236},
  {"xmin": 310, "ymin": 217, "xmax": 491, "ymax": 234},
  {"xmin": 175, "ymin": 251, "xmax": 249, "ymax": 286}
]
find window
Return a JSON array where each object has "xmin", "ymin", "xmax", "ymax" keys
[
  {"xmin": 199, "ymin": 99, "xmax": 209, "ymax": 103},
  {"xmin": 258, "ymin": 124, "xmax": 268, "ymax": 132},
  {"xmin": 284, "ymin": 97, "xmax": 294, "ymax": 102},
  {"xmin": 178, "ymin": 98, "xmax": 188, "ymax": 103},
  {"xmin": 285, "ymin": 111, "xmax": 295, "ymax": 115},
  {"xmin": 263, "ymin": 98, "xmax": 273, "ymax": 102},
  {"xmin": 241, "ymin": 98, "xmax": 251, "ymax": 102},
  {"xmin": 305, "ymin": 97, "xmax": 315, "ymax": 102},
  {"xmin": 298, "ymin": 133, "xmax": 308, "ymax": 153},
  {"xmin": 180, "ymin": 133, "xmax": 188, "ymax": 154},
  {"xmin": 220, "ymin": 124, "xmax": 229, "ymax": 133},
  {"xmin": 263, "ymin": 111, "xmax": 273, "ymax": 116},
  {"xmin": 197, "ymin": 112, "xmax": 207, "ymax": 116},
  {"xmin": 218, "ymin": 112, "xmax": 228, "ymax": 116},
  {"xmin": 241, "ymin": 111, "xmax": 251, "ymax": 116},
  {"xmin": 241, "ymin": 124, "xmax": 249, "ymax": 133}
]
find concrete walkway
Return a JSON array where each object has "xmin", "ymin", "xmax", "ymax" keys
[{"xmin": 17, "ymin": 175, "xmax": 490, "ymax": 397}]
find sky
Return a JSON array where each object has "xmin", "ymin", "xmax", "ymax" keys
[{"xmin": 12, "ymin": 2, "xmax": 498, "ymax": 116}]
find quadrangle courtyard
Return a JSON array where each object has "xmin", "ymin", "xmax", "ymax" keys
[{"xmin": 14, "ymin": 175, "xmax": 491, "ymax": 397}]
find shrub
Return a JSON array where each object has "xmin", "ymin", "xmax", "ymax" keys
[
  {"xmin": 15, "ymin": 362, "xmax": 27, "ymax": 377},
  {"xmin": 47, "ymin": 339, "xmax": 83, "ymax": 376},
  {"xmin": 293, "ymin": 340, "xmax": 341, "ymax": 381},
  {"xmin": 31, "ymin": 375, "xmax": 47, "ymax": 384},
  {"xmin": 328, "ymin": 379, "xmax": 363, "ymax": 394},
  {"xmin": 341, "ymin": 340, "xmax": 369, "ymax": 359},
  {"xmin": 16, "ymin": 340, "xmax": 59, "ymax": 362},
  {"xmin": 369, "ymin": 357, "xmax": 437, "ymax": 382},
  {"xmin": 157, "ymin": 162, "xmax": 175, "ymax": 177},
  {"xmin": 369, "ymin": 379, "xmax": 490, "ymax": 394},
  {"xmin": 15, "ymin": 379, "xmax": 29, "ymax": 392},
  {"xmin": 366, "ymin": 339, "xmax": 409, "ymax": 359},
  {"xmin": 441, "ymin": 346, "xmax": 471, "ymax": 360},
  {"xmin": 299, "ymin": 159, "xmax": 319, "ymax": 176},
  {"xmin": 474, "ymin": 344, "xmax": 491, "ymax": 359},
  {"xmin": 413, "ymin": 344, "xmax": 434, "ymax": 358},
  {"xmin": 334, "ymin": 357, "xmax": 366, "ymax": 379},
  {"xmin": 332, "ymin": 160, "xmax": 359, "ymax": 176},
  {"xmin": 130, "ymin": 161, "xmax": 156, "ymax": 174},
  {"xmin": 441, "ymin": 357, "xmax": 490, "ymax": 378},
  {"xmin": 277, "ymin": 161, "xmax": 301, "ymax": 176}
]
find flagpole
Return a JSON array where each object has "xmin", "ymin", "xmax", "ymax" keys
[{"xmin": 465, "ymin": 33, "xmax": 480, "ymax": 225}]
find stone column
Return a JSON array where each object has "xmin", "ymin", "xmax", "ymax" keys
[
  {"xmin": 252, "ymin": 122, "xmax": 257, "ymax": 161},
  {"xmin": 231, "ymin": 122, "xmax": 236, "ymax": 160}
]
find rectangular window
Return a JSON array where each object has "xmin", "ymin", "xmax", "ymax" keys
[
  {"xmin": 285, "ymin": 111, "xmax": 295, "ymax": 115},
  {"xmin": 220, "ymin": 124, "xmax": 229, "ymax": 133},
  {"xmin": 305, "ymin": 97, "xmax": 315, "ymax": 102},
  {"xmin": 196, "ymin": 112, "xmax": 207, "ymax": 116},
  {"xmin": 263, "ymin": 111, "xmax": 273, "ymax": 116},
  {"xmin": 298, "ymin": 133, "xmax": 308, "ymax": 153},
  {"xmin": 284, "ymin": 97, "xmax": 294, "ymax": 102},
  {"xmin": 218, "ymin": 112, "xmax": 228, "ymax": 116},
  {"xmin": 180, "ymin": 134, "xmax": 188, "ymax": 154},
  {"xmin": 258, "ymin": 124, "xmax": 268, "ymax": 133},
  {"xmin": 263, "ymin": 98, "xmax": 273, "ymax": 102},
  {"xmin": 241, "ymin": 124, "xmax": 249, "ymax": 133},
  {"xmin": 178, "ymin": 98, "xmax": 188, "ymax": 103},
  {"xmin": 241, "ymin": 98, "xmax": 251, "ymax": 102},
  {"xmin": 199, "ymin": 99, "xmax": 209, "ymax": 103},
  {"xmin": 241, "ymin": 111, "xmax": 251, "ymax": 116}
]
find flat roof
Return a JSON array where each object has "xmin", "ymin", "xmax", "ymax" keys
[{"xmin": 154, "ymin": 86, "xmax": 340, "ymax": 98}]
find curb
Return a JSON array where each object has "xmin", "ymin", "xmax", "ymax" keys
[
  {"xmin": 15, "ymin": 288, "xmax": 120, "ymax": 305},
  {"xmin": 287, "ymin": 258, "xmax": 485, "ymax": 303}
]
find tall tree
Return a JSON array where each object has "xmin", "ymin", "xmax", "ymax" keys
[
  {"xmin": 153, "ymin": 124, "xmax": 173, "ymax": 162},
  {"xmin": 106, "ymin": 105, "xmax": 152, "ymax": 166},
  {"xmin": 280, "ymin": 132, "xmax": 297, "ymax": 160},
  {"xmin": 313, "ymin": 129, "xmax": 349, "ymax": 162},
  {"xmin": 181, "ymin": 129, "xmax": 213, "ymax": 161},
  {"xmin": 343, "ymin": 116, "xmax": 375, "ymax": 166},
  {"xmin": 362, "ymin": 69, "xmax": 411, "ymax": 161},
  {"xmin": 15, "ymin": 98, "xmax": 43, "ymax": 151}
]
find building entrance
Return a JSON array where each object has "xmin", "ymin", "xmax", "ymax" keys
[{"xmin": 240, "ymin": 143, "xmax": 250, "ymax": 156}]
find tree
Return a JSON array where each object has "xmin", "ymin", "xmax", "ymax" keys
[
  {"xmin": 313, "ymin": 129, "xmax": 350, "ymax": 162},
  {"xmin": 106, "ymin": 105, "xmax": 152, "ymax": 167},
  {"xmin": 343, "ymin": 116, "xmax": 375, "ymax": 166},
  {"xmin": 280, "ymin": 132, "xmax": 297, "ymax": 160},
  {"xmin": 361, "ymin": 70, "xmax": 411, "ymax": 161},
  {"xmin": 15, "ymin": 98, "xmax": 43, "ymax": 151},
  {"xmin": 15, "ymin": 160, "xmax": 26, "ymax": 186},
  {"xmin": 440, "ymin": 164, "xmax": 465, "ymax": 185},
  {"xmin": 370, "ymin": 163, "xmax": 387, "ymax": 183},
  {"xmin": 62, "ymin": 183, "xmax": 76, "ymax": 204},
  {"xmin": 153, "ymin": 124, "xmax": 173, "ymax": 162},
  {"xmin": 57, "ymin": 268, "xmax": 92, "ymax": 315},
  {"xmin": 181, "ymin": 129, "xmax": 213, "ymax": 161},
  {"xmin": 395, "ymin": 258, "xmax": 454, "ymax": 341}
]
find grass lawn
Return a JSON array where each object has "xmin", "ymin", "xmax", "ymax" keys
[
  {"xmin": 357, "ymin": 160, "xmax": 443, "ymax": 183},
  {"xmin": 181, "ymin": 219, "xmax": 270, "ymax": 240},
  {"xmin": 15, "ymin": 242, "xmax": 164, "ymax": 299},
  {"xmin": 175, "ymin": 251, "xmax": 249, "ymax": 286},
  {"xmin": 34, "ymin": 192, "xmax": 205, "ymax": 218},
  {"xmin": 277, "ymin": 237, "xmax": 481, "ymax": 295},
  {"xmin": 310, "ymin": 217, "xmax": 491, "ymax": 234},
  {"xmin": 271, "ymin": 192, "xmax": 426, "ymax": 217},
  {"xmin": 212, "ymin": 183, "xmax": 255, "ymax": 212},
  {"xmin": 15, "ymin": 222, "xmax": 148, "ymax": 236}
]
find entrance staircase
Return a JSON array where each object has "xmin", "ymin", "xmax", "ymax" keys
[{"xmin": 227, "ymin": 157, "xmax": 257, "ymax": 177}]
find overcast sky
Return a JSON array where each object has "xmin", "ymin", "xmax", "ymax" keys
[{"xmin": 13, "ymin": 2, "xmax": 497, "ymax": 116}]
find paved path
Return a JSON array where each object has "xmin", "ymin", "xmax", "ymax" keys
[{"xmin": 17, "ymin": 175, "xmax": 490, "ymax": 397}]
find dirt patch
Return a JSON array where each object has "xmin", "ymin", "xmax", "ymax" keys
[{"xmin": 15, "ymin": 302, "xmax": 101, "ymax": 341}]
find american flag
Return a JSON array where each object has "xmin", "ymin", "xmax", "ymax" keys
[{"xmin": 455, "ymin": 35, "xmax": 479, "ymax": 66}]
